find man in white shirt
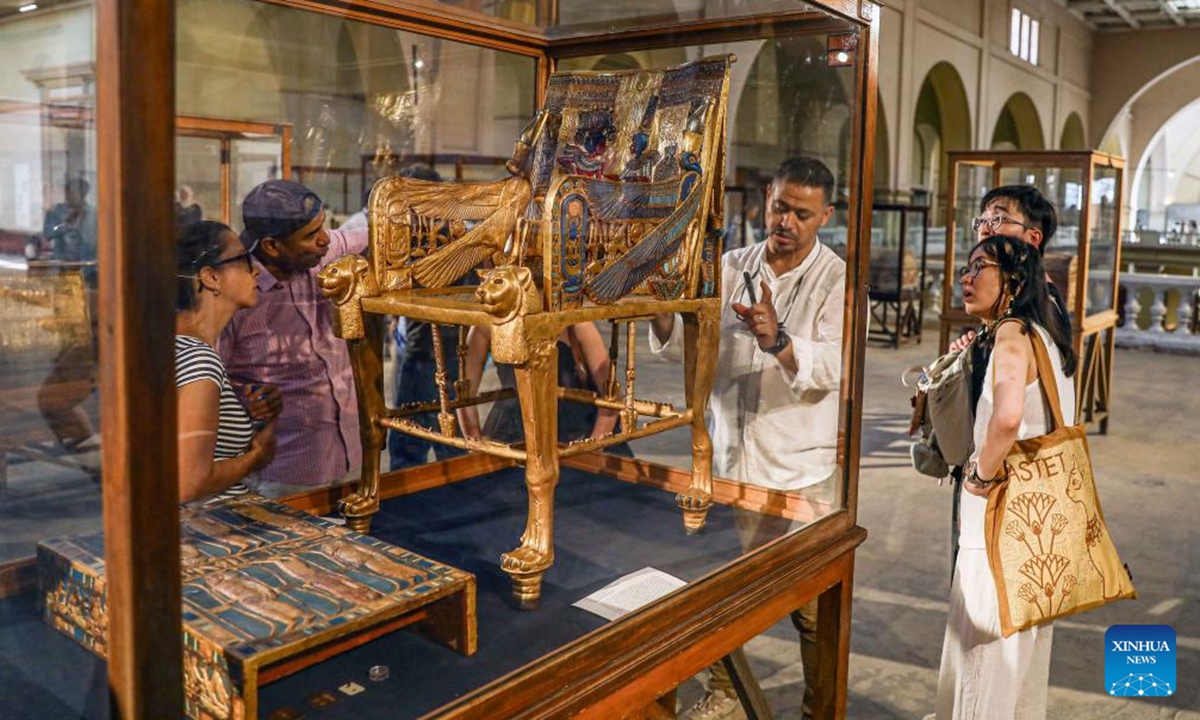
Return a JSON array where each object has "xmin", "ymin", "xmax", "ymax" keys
[{"xmin": 651, "ymin": 157, "xmax": 845, "ymax": 720}]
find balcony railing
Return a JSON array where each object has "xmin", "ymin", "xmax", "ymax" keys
[
  {"xmin": 1117, "ymin": 273, "xmax": 1200, "ymax": 352},
  {"xmin": 919, "ymin": 270, "xmax": 1200, "ymax": 354}
]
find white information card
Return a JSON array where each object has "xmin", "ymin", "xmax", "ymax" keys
[{"xmin": 573, "ymin": 567, "xmax": 687, "ymax": 621}]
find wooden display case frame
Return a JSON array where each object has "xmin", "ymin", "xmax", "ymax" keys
[
  {"xmin": 865, "ymin": 202, "xmax": 931, "ymax": 347},
  {"xmin": 940, "ymin": 150, "xmax": 1124, "ymax": 433},
  {"xmin": 17, "ymin": 0, "xmax": 882, "ymax": 717},
  {"xmin": 175, "ymin": 115, "xmax": 293, "ymax": 225}
]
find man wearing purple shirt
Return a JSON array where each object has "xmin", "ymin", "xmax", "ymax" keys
[{"xmin": 218, "ymin": 180, "xmax": 369, "ymax": 497}]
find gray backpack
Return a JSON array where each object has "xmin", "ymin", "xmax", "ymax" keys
[{"xmin": 907, "ymin": 345, "xmax": 976, "ymax": 478}]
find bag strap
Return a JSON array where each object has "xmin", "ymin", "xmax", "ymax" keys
[
  {"xmin": 989, "ymin": 318, "xmax": 1066, "ymax": 431},
  {"xmin": 1027, "ymin": 327, "xmax": 1067, "ymax": 431}
]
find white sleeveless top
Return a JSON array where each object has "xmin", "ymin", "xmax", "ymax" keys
[{"xmin": 959, "ymin": 323, "xmax": 1075, "ymax": 550}]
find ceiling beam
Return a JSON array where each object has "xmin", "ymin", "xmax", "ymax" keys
[
  {"xmin": 1098, "ymin": 0, "xmax": 1142, "ymax": 28},
  {"xmin": 1154, "ymin": 0, "xmax": 1187, "ymax": 26},
  {"xmin": 1065, "ymin": 0, "xmax": 1111, "ymax": 10},
  {"xmin": 1057, "ymin": 0, "xmax": 1100, "ymax": 28}
]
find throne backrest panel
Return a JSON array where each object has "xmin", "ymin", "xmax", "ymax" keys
[
  {"xmin": 363, "ymin": 56, "xmax": 731, "ymax": 305},
  {"xmin": 529, "ymin": 57, "xmax": 732, "ymax": 200},
  {"xmin": 530, "ymin": 56, "xmax": 731, "ymax": 308}
]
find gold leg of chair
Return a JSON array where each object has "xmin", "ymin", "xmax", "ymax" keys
[
  {"xmin": 678, "ymin": 305, "xmax": 717, "ymax": 534},
  {"xmin": 501, "ymin": 339, "xmax": 559, "ymax": 609},
  {"xmin": 430, "ymin": 323, "xmax": 458, "ymax": 437},
  {"xmin": 342, "ymin": 511, "xmax": 374, "ymax": 535},
  {"xmin": 605, "ymin": 319, "xmax": 620, "ymax": 400},
  {"xmin": 622, "ymin": 320, "xmax": 638, "ymax": 434},
  {"xmin": 341, "ymin": 315, "xmax": 386, "ymax": 534}
]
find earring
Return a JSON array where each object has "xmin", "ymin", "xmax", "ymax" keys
[{"xmin": 212, "ymin": 287, "xmax": 221, "ymax": 297}]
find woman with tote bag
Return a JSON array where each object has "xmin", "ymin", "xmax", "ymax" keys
[{"xmin": 933, "ymin": 235, "xmax": 1077, "ymax": 720}]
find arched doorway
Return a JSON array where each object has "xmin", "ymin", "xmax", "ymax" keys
[
  {"xmin": 991, "ymin": 92, "xmax": 1045, "ymax": 150},
  {"xmin": 1131, "ymin": 97, "xmax": 1200, "ymax": 234},
  {"xmin": 874, "ymin": 91, "xmax": 891, "ymax": 196},
  {"xmin": 911, "ymin": 62, "xmax": 971, "ymax": 219},
  {"xmin": 1060, "ymin": 112, "xmax": 1087, "ymax": 150},
  {"xmin": 1100, "ymin": 58, "xmax": 1200, "ymax": 236}
]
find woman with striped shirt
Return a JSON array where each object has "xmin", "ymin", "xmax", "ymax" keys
[{"xmin": 175, "ymin": 220, "xmax": 281, "ymax": 503}]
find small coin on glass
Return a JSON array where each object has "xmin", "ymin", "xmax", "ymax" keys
[{"xmin": 369, "ymin": 665, "xmax": 390, "ymax": 682}]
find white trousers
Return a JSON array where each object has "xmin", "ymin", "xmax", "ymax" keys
[{"xmin": 934, "ymin": 547, "xmax": 1053, "ymax": 720}]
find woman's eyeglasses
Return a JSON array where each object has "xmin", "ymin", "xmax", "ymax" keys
[
  {"xmin": 958, "ymin": 258, "xmax": 1000, "ymax": 281},
  {"xmin": 209, "ymin": 250, "xmax": 254, "ymax": 273},
  {"xmin": 971, "ymin": 215, "xmax": 1035, "ymax": 234}
]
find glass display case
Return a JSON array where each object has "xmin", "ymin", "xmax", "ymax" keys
[
  {"xmin": 0, "ymin": 0, "xmax": 880, "ymax": 717},
  {"xmin": 941, "ymin": 150, "xmax": 1124, "ymax": 432},
  {"xmin": 176, "ymin": 116, "xmax": 292, "ymax": 225},
  {"xmin": 867, "ymin": 202, "xmax": 929, "ymax": 347}
]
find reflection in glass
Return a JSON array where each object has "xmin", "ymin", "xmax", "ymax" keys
[
  {"xmin": 553, "ymin": 0, "xmax": 827, "ymax": 38},
  {"xmin": 230, "ymin": 136, "xmax": 284, "ymax": 221},
  {"xmin": 174, "ymin": 118, "xmax": 288, "ymax": 225},
  {"xmin": 0, "ymin": 0, "xmax": 103, "ymax": 561},
  {"xmin": 866, "ymin": 205, "xmax": 928, "ymax": 346},
  {"xmin": 950, "ymin": 163, "xmax": 992, "ymax": 307},
  {"xmin": 1088, "ymin": 166, "xmax": 1119, "ymax": 314},
  {"xmin": 177, "ymin": 0, "xmax": 536, "ymax": 224},
  {"xmin": 1, "ymin": 0, "xmax": 109, "ymax": 714},
  {"xmin": 176, "ymin": 135, "xmax": 223, "ymax": 222},
  {"xmin": 404, "ymin": 0, "xmax": 829, "ymax": 38},
  {"xmin": 568, "ymin": 32, "xmax": 857, "ymax": 537}
]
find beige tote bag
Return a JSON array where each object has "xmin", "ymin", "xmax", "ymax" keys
[{"xmin": 985, "ymin": 328, "xmax": 1136, "ymax": 638}]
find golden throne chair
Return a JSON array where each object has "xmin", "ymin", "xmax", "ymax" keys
[{"xmin": 320, "ymin": 55, "xmax": 734, "ymax": 608}]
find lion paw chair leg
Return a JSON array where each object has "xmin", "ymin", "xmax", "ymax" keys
[
  {"xmin": 501, "ymin": 546, "xmax": 553, "ymax": 610},
  {"xmin": 340, "ymin": 493, "xmax": 380, "ymax": 534},
  {"xmin": 676, "ymin": 489, "xmax": 713, "ymax": 535}
]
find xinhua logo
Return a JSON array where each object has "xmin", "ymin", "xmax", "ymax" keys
[{"xmin": 1105, "ymin": 625, "xmax": 1176, "ymax": 697}]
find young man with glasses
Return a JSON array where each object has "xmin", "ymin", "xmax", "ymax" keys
[
  {"xmin": 950, "ymin": 184, "xmax": 1068, "ymax": 351},
  {"xmin": 217, "ymin": 180, "xmax": 369, "ymax": 498},
  {"xmin": 973, "ymin": 184, "xmax": 1056, "ymax": 252}
]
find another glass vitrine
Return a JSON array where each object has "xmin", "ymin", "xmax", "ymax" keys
[
  {"xmin": 867, "ymin": 202, "xmax": 930, "ymax": 347},
  {"xmin": 175, "ymin": 116, "xmax": 292, "ymax": 225},
  {"xmin": 942, "ymin": 150, "xmax": 1124, "ymax": 432}
]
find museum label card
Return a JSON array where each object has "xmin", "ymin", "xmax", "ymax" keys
[{"xmin": 573, "ymin": 567, "xmax": 687, "ymax": 621}]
